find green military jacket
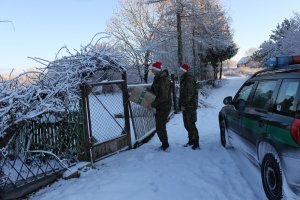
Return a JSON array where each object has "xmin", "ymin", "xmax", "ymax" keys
[
  {"xmin": 179, "ymin": 72, "xmax": 198, "ymax": 110},
  {"xmin": 150, "ymin": 70, "xmax": 172, "ymax": 111}
]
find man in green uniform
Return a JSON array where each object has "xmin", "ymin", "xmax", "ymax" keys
[
  {"xmin": 179, "ymin": 63, "xmax": 200, "ymax": 150},
  {"xmin": 150, "ymin": 61, "xmax": 172, "ymax": 151}
]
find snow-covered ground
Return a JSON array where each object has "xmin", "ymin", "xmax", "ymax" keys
[{"xmin": 29, "ymin": 76, "xmax": 268, "ymax": 200}]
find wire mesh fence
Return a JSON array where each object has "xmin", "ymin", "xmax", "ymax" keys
[
  {"xmin": 81, "ymin": 77, "xmax": 131, "ymax": 161},
  {"xmin": 87, "ymin": 83, "xmax": 127, "ymax": 144},
  {"xmin": 128, "ymin": 84, "xmax": 156, "ymax": 142},
  {"xmin": 130, "ymin": 102, "xmax": 156, "ymax": 141}
]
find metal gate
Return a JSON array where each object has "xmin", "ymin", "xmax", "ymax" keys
[
  {"xmin": 0, "ymin": 108, "xmax": 84, "ymax": 199},
  {"xmin": 127, "ymin": 84, "xmax": 156, "ymax": 144},
  {"xmin": 81, "ymin": 75, "xmax": 131, "ymax": 162}
]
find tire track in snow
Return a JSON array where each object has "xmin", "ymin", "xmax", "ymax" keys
[{"xmin": 205, "ymin": 76, "xmax": 266, "ymax": 199}]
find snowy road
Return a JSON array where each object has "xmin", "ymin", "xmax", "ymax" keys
[{"xmin": 30, "ymin": 76, "xmax": 267, "ymax": 200}]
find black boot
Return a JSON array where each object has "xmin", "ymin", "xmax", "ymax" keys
[
  {"xmin": 183, "ymin": 139, "xmax": 193, "ymax": 147},
  {"xmin": 161, "ymin": 142, "xmax": 169, "ymax": 151},
  {"xmin": 191, "ymin": 141, "xmax": 200, "ymax": 150}
]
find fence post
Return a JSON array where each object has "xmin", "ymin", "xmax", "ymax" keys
[
  {"xmin": 122, "ymin": 72, "xmax": 132, "ymax": 148},
  {"xmin": 80, "ymin": 84, "xmax": 94, "ymax": 165},
  {"xmin": 171, "ymin": 74, "xmax": 179, "ymax": 114}
]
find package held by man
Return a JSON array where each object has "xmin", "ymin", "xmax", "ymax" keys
[{"xmin": 129, "ymin": 87, "xmax": 155, "ymax": 108}]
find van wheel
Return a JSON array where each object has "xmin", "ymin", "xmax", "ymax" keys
[
  {"xmin": 261, "ymin": 153, "xmax": 283, "ymax": 200},
  {"xmin": 220, "ymin": 119, "xmax": 230, "ymax": 148}
]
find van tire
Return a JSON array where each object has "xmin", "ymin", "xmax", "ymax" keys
[
  {"xmin": 261, "ymin": 153, "xmax": 283, "ymax": 200},
  {"xmin": 220, "ymin": 119, "xmax": 231, "ymax": 148}
]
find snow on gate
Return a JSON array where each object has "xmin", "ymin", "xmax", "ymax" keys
[{"xmin": 81, "ymin": 77, "xmax": 132, "ymax": 162}]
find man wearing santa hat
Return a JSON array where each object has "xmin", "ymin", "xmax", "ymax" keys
[
  {"xmin": 179, "ymin": 63, "xmax": 200, "ymax": 149},
  {"xmin": 150, "ymin": 61, "xmax": 172, "ymax": 151}
]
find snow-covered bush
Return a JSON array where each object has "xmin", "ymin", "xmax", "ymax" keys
[
  {"xmin": 0, "ymin": 38, "xmax": 126, "ymax": 150},
  {"xmin": 253, "ymin": 13, "xmax": 300, "ymax": 64}
]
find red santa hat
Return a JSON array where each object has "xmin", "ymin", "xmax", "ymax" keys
[
  {"xmin": 150, "ymin": 61, "xmax": 162, "ymax": 71},
  {"xmin": 180, "ymin": 63, "xmax": 189, "ymax": 72}
]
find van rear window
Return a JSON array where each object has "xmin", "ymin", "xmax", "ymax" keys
[{"xmin": 275, "ymin": 80, "xmax": 299, "ymax": 116}]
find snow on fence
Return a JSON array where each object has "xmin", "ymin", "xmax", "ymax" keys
[{"xmin": 80, "ymin": 78, "xmax": 131, "ymax": 162}]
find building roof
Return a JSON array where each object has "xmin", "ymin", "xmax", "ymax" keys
[{"xmin": 237, "ymin": 56, "xmax": 251, "ymax": 65}]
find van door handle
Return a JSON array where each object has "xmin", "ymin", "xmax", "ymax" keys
[{"xmin": 259, "ymin": 120, "xmax": 265, "ymax": 127}]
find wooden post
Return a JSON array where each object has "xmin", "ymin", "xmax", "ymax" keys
[
  {"xmin": 80, "ymin": 84, "xmax": 93, "ymax": 163},
  {"xmin": 122, "ymin": 72, "xmax": 132, "ymax": 148}
]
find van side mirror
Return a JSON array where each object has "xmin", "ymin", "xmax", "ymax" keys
[{"xmin": 223, "ymin": 96, "xmax": 233, "ymax": 105}]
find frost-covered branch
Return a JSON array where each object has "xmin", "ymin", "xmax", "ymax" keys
[
  {"xmin": 0, "ymin": 37, "xmax": 125, "ymax": 149},
  {"xmin": 253, "ymin": 13, "xmax": 300, "ymax": 64}
]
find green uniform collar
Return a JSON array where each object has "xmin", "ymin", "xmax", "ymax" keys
[{"xmin": 180, "ymin": 72, "xmax": 193, "ymax": 81}]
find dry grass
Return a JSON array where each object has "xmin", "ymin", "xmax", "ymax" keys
[{"xmin": 223, "ymin": 66, "xmax": 265, "ymax": 77}]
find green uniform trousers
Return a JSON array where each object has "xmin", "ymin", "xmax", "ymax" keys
[
  {"xmin": 155, "ymin": 109, "xmax": 170, "ymax": 144},
  {"xmin": 183, "ymin": 109, "xmax": 199, "ymax": 143}
]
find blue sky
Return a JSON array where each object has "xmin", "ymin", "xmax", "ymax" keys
[
  {"xmin": 221, "ymin": 0, "xmax": 300, "ymax": 60},
  {"xmin": 0, "ymin": 0, "xmax": 300, "ymax": 74},
  {"xmin": 0, "ymin": 0, "xmax": 119, "ymax": 74}
]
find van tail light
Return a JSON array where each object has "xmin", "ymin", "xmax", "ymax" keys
[
  {"xmin": 290, "ymin": 119, "xmax": 300, "ymax": 145},
  {"xmin": 293, "ymin": 56, "xmax": 300, "ymax": 64}
]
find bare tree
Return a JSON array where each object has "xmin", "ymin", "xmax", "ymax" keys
[
  {"xmin": 146, "ymin": 0, "xmax": 185, "ymax": 74},
  {"xmin": 189, "ymin": 0, "xmax": 237, "ymax": 80},
  {"xmin": 107, "ymin": 0, "xmax": 165, "ymax": 83},
  {"xmin": 110, "ymin": 0, "xmax": 236, "ymax": 81},
  {"xmin": 146, "ymin": 0, "xmax": 237, "ymax": 80}
]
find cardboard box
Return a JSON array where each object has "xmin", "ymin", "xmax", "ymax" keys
[{"xmin": 129, "ymin": 87, "xmax": 155, "ymax": 108}]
